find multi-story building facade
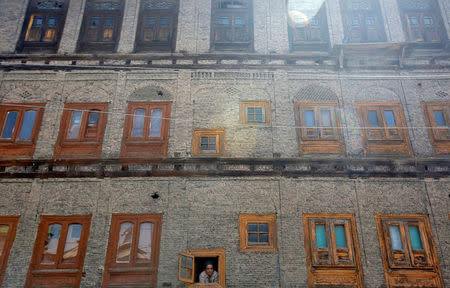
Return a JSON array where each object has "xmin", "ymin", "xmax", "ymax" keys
[{"xmin": 0, "ymin": 0, "xmax": 449, "ymax": 287}]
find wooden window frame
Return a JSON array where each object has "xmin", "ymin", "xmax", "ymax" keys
[
  {"xmin": 303, "ymin": 213, "xmax": 363, "ymax": 287},
  {"xmin": 397, "ymin": 0, "xmax": 446, "ymax": 43},
  {"xmin": 375, "ymin": 214, "xmax": 444, "ymax": 288},
  {"xmin": 239, "ymin": 101, "xmax": 270, "ymax": 125},
  {"xmin": 357, "ymin": 102, "xmax": 412, "ymax": 156},
  {"xmin": 25, "ymin": 215, "xmax": 92, "ymax": 288},
  {"xmin": 54, "ymin": 102, "xmax": 108, "ymax": 159},
  {"xmin": 16, "ymin": 0, "xmax": 70, "ymax": 53},
  {"xmin": 77, "ymin": 0, "xmax": 125, "ymax": 53},
  {"xmin": 135, "ymin": 0, "xmax": 179, "ymax": 52},
  {"xmin": 295, "ymin": 102, "xmax": 345, "ymax": 155},
  {"xmin": 211, "ymin": 0, "xmax": 254, "ymax": 52},
  {"xmin": 102, "ymin": 213, "xmax": 162, "ymax": 288},
  {"xmin": 192, "ymin": 129, "xmax": 225, "ymax": 156},
  {"xmin": 121, "ymin": 101, "xmax": 172, "ymax": 159},
  {"xmin": 0, "ymin": 216, "xmax": 20, "ymax": 286},
  {"xmin": 0, "ymin": 103, "xmax": 45, "ymax": 159},
  {"xmin": 178, "ymin": 248, "xmax": 226, "ymax": 288},
  {"xmin": 422, "ymin": 102, "xmax": 449, "ymax": 155},
  {"xmin": 287, "ymin": 1, "xmax": 330, "ymax": 51},
  {"xmin": 239, "ymin": 214, "xmax": 277, "ymax": 252},
  {"xmin": 340, "ymin": 0, "xmax": 386, "ymax": 43}
]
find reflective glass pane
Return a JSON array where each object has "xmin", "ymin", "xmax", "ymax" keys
[
  {"xmin": 389, "ymin": 225, "xmax": 404, "ymax": 250},
  {"xmin": 67, "ymin": 111, "xmax": 82, "ymax": 139},
  {"xmin": 321, "ymin": 110, "xmax": 332, "ymax": 127},
  {"xmin": 104, "ymin": 17, "xmax": 115, "ymax": 27},
  {"xmin": 90, "ymin": 17, "xmax": 100, "ymax": 27},
  {"xmin": 334, "ymin": 225, "xmax": 347, "ymax": 248},
  {"xmin": 160, "ymin": 16, "xmax": 170, "ymax": 25},
  {"xmin": 409, "ymin": 226, "xmax": 423, "ymax": 250},
  {"xmin": 384, "ymin": 110, "xmax": 396, "ymax": 127},
  {"xmin": 218, "ymin": 17, "xmax": 230, "ymax": 25},
  {"xmin": 41, "ymin": 224, "xmax": 61, "ymax": 264},
  {"xmin": 201, "ymin": 137, "xmax": 209, "ymax": 144},
  {"xmin": 259, "ymin": 233, "xmax": 269, "ymax": 244},
  {"xmin": 116, "ymin": 222, "xmax": 134, "ymax": 263},
  {"xmin": 48, "ymin": 17, "xmax": 57, "ymax": 27},
  {"xmin": 259, "ymin": 223, "xmax": 269, "ymax": 233},
  {"xmin": 433, "ymin": 110, "xmax": 446, "ymax": 127},
  {"xmin": 235, "ymin": 17, "xmax": 245, "ymax": 25},
  {"xmin": 33, "ymin": 16, "xmax": 44, "ymax": 26},
  {"xmin": 368, "ymin": 110, "xmax": 379, "ymax": 127},
  {"xmin": 137, "ymin": 222, "xmax": 153, "ymax": 262},
  {"xmin": 131, "ymin": 109, "xmax": 146, "ymax": 137},
  {"xmin": 149, "ymin": 109, "xmax": 163, "ymax": 138},
  {"xmin": 18, "ymin": 110, "xmax": 37, "ymax": 140},
  {"xmin": 315, "ymin": 224, "xmax": 327, "ymax": 248},
  {"xmin": 248, "ymin": 223, "xmax": 257, "ymax": 232},
  {"xmin": 0, "ymin": 225, "xmax": 9, "ymax": 256},
  {"xmin": 248, "ymin": 233, "xmax": 258, "ymax": 243},
  {"xmin": 1, "ymin": 111, "xmax": 18, "ymax": 139},
  {"xmin": 62, "ymin": 224, "xmax": 82, "ymax": 264},
  {"xmin": 409, "ymin": 17, "xmax": 419, "ymax": 25},
  {"xmin": 145, "ymin": 17, "xmax": 156, "ymax": 26},
  {"xmin": 88, "ymin": 111, "xmax": 99, "ymax": 127},
  {"xmin": 209, "ymin": 137, "xmax": 216, "ymax": 144},
  {"xmin": 423, "ymin": 17, "xmax": 433, "ymax": 25},
  {"xmin": 305, "ymin": 110, "xmax": 315, "ymax": 127}
]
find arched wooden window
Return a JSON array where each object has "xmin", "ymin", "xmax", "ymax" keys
[
  {"xmin": 211, "ymin": 0, "xmax": 253, "ymax": 51},
  {"xmin": 17, "ymin": 0, "xmax": 70, "ymax": 53},
  {"xmin": 341, "ymin": 0, "xmax": 386, "ymax": 43},
  {"xmin": 135, "ymin": 0, "xmax": 179, "ymax": 52},
  {"xmin": 78, "ymin": 0, "xmax": 125, "ymax": 52},
  {"xmin": 397, "ymin": 0, "xmax": 446, "ymax": 43},
  {"xmin": 287, "ymin": 0, "xmax": 329, "ymax": 51}
]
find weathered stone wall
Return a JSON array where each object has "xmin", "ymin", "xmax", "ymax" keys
[{"xmin": 0, "ymin": 177, "xmax": 448, "ymax": 288}]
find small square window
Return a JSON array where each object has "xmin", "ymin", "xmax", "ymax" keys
[
  {"xmin": 192, "ymin": 129, "xmax": 225, "ymax": 156},
  {"xmin": 303, "ymin": 213, "xmax": 364, "ymax": 287},
  {"xmin": 239, "ymin": 214, "xmax": 277, "ymax": 252},
  {"xmin": 240, "ymin": 101, "xmax": 270, "ymax": 124},
  {"xmin": 422, "ymin": 102, "xmax": 449, "ymax": 155},
  {"xmin": 375, "ymin": 214, "xmax": 444, "ymax": 287}
]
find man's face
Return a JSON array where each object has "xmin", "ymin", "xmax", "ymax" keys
[{"xmin": 205, "ymin": 264, "xmax": 214, "ymax": 277}]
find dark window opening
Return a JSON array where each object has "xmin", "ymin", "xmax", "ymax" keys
[{"xmin": 194, "ymin": 257, "xmax": 219, "ymax": 283}]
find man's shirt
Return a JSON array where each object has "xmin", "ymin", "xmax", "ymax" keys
[{"xmin": 199, "ymin": 270, "xmax": 218, "ymax": 283}]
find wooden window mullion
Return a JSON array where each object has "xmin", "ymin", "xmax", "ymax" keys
[
  {"xmin": 55, "ymin": 223, "xmax": 69, "ymax": 267},
  {"xmin": 130, "ymin": 219, "xmax": 139, "ymax": 265}
]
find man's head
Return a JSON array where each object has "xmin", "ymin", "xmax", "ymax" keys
[{"xmin": 205, "ymin": 262, "xmax": 214, "ymax": 277}]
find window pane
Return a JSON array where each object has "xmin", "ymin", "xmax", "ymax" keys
[
  {"xmin": 389, "ymin": 225, "xmax": 404, "ymax": 250},
  {"xmin": 248, "ymin": 233, "xmax": 258, "ymax": 244},
  {"xmin": 137, "ymin": 222, "xmax": 153, "ymax": 263},
  {"xmin": 259, "ymin": 233, "xmax": 269, "ymax": 244},
  {"xmin": 334, "ymin": 225, "xmax": 347, "ymax": 248},
  {"xmin": 41, "ymin": 224, "xmax": 62, "ymax": 264},
  {"xmin": 116, "ymin": 222, "xmax": 134, "ymax": 263},
  {"xmin": 384, "ymin": 110, "xmax": 396, "ymax": 127},
  {"xmin": 248, "ymin": 223, "xmax": 257, "ymax": 232},
  {"xmin": 131, "ymin": 109, "xmax": 146, "ymax": 137},
  {"xmin": 149, "ymin": 109, "xmax": 162, "ymax": 138},
  {"xmin": 259, "ymin": 223, "xmax": 269, "ymax": 233},
  {"xmin": 409, "ymin": 226, "xmax": 423, "ymax": 250},
  {"xmin": 88, "ymin": 111, "xmax": 99, "ymax": 127},
  {"xmin": 305, "ymin": 110, "xmax": 315, "ymax": 127},
  {"xmin": 315, "ymin": 224, "xmax": 327, "ymax": 248},
  {"xmin": 0, "ymin": 225, "xmax": 9, "ymax": 256},
  {"xmin": 433, "ymin": 110, "xmax": 446, "ymax": 127},
  {"xmin": 320, "ymin": 110, "xmax": 332, "ymax": 127},
  {"xmin": 62, "ymin": 224, "xmax": 82, "ymax": 264},
  {"xmin": 67, "ymin": 110, "xmax": 82, "ymax": 139},
  {"xmin": 18, "ymin": 110, "xmax": 37, "ymax": 140},
  {"xmin": 1, "ymin": 111, "xmax": 18, "ymax": 139},
  {"xmin": 368, "ymin": 110, "xmax": 379, "ymax": 126}
]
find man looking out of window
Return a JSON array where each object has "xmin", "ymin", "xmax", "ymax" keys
[{"xmin": 199, "ymin": 262, "xmax": 218, "ymax": 283}]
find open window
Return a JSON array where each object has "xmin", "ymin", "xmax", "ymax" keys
[
  {"xmin": 422, "ymin": 102, "xmax": 449, "ymax": 155},
  {"xmin": 121, "ymin": 102, "xmax": 171, "ymax": 159},
  {"xmin": 375, "ymin": 214, "xmax": 444, "ymax": 287},
  {"xmin": 357, "ymin": 102, "xmax": 412, "ymax": 156},
  {"xmin": 102, "ymin": 214, "xmax": 162, "ymax": 288},
  {"xmin": 287, "ymin": 0, "xmax": 329, "ymax": 51},
  {"xmin": 178, "ymin": 248, "xmax": 225, "ymax": 287},
  {"xmin": 397, "ymin": 0, "xmax": 446, "ymax": 43},
  {"xmin": 341, "ymin": 0, "xmax": 386, "ymax": 43},
  {"xmin": 192, "ymin": 129, "xmax": 225, "ymax": 156},
  {"xmin": 211, "ymin": 0, "xmax": 253, "ymax": 51},
  {"xmin": 25, "ymin": 215, "xmax": 91, "ymax": 288},
  {"xmin": 295, "ymin": 102, "xmax": 344, "ymax": 154},
  {"xmin": 17, "ymin": 0, "xmax": 69, "ymax": 53},
  {"xmin": 0, "ymin": 103, "xmax": 45, "ymax": 159},
  {"xmin": 54, "ymin": 103, "xmax": 108, "ymax": 159},
  {"xmin": 0, "ymin": 216, "xmax": 19, "ymax": 286},
  {"xmin": 303, "ymin": 213, "xmax": 363, "ymax": 287},
  {"xmin": 135, "ymin": 0, "xmax": 179, "ymax": 52},
  {"xmin": 77, "ymin": 0, "xmax": 125, "ymax": 52}
]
